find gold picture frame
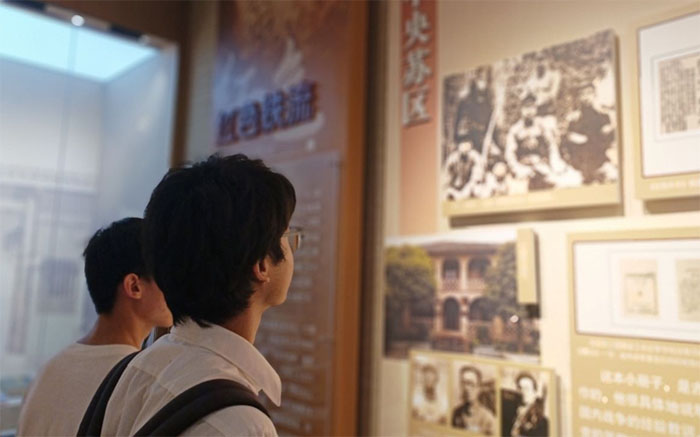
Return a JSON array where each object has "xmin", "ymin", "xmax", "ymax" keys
[
  {"xmin": 568, "ymin": 227, "xmax": 700, "ymax": 342},
  {"xmin": 408, "ymin": 349, "xmax": 558, "ymax": 437},
  {"xmin": 568, "ymin": 227, "xmax": 700, "ymax": 437},
  {"xmin": 632, "ymin": 5, "xmax": 700, "ymax": 200},
  {"xmin": 441, "ymin": 30, "xmax": 621, "ymax": 218}
]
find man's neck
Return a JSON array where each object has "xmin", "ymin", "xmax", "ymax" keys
[
  {"xmin": 220, "ymin": 305, "xmax": 264, "ymax": 344},
  {"xmin": 79, "ymin": 312, "xmax": 149, "ymax": 349}
]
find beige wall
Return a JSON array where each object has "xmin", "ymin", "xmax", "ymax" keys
[{"xmin": 375, "ymin": 1, "xmax": 700, "ymax": 436}]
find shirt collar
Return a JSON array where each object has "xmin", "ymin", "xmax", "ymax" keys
[{"xmin": 170, "ymin": 318, "xmax": 282, "ymax": 406}]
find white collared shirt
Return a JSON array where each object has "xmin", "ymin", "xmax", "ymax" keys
[{"xmin": 102, "ymin": 319, "xmax": 281, "ymax": 436}]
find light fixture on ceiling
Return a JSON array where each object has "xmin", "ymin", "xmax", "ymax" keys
[
  {"xmin": 70, "ymin": 14, "xmax": 84, "ymax": 26},
  {"xmin": 0, "ymin": 3, "xmax": 157, "ymax": 82}
]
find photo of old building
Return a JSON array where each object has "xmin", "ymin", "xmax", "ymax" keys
[{"xmin": 384, "ymin": 235, "xmax": 540, "ymax": 361}]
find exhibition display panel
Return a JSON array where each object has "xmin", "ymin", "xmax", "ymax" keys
[
  {"xmin": 373, "ymin": 2, "xmax": 700, "ymax": 437},
  {"xmin": 569, "ymin": 228, "xmax": 700, "ymax": 437}
]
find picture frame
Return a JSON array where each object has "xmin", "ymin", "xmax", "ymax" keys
[
  {"xmin": 441, "ymin": 30, "xmax": 621, "ymax": 218},
  {"xmin": 569, "ymin": 227, "xmax": 700, "ymax": 343},
  {"xmin": 408, "ymin": 349, "xmax": 557, "ymax": 437},
  {"xmin": 383, "ymin": 228, "xmax": 541, "ymax": 361},
  {"xmin": 568, "ymin": 227, "xmax": 700, "ymax": 437},
  {"xmin": 634, "ymin": 7, "xmax": 700, "ymax": 200}
]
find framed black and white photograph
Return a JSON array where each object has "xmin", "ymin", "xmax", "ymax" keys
[
  {"xmin": 450, "ymin": 360, "xmax": 497, "ymax": 436},
  {"xmin": 499, "ymin": 366, "xmax": 553, "ymax": 437},
  {"xmin": 410, "ymin": 354, "xmax": 450, "ymax": 427},
  {"xmin": 442, "ymin": 30, "xmax": 620, "ymax": 217},
  {"xmin": 635, "ymin": 9, "xmax": 700, "ymax": 200},
  {"xmin": 408, "ymin": 350, "xmax": 558, "ymax": 437}
]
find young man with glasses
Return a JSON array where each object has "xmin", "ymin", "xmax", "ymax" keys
[{"xmin": 101, "ymin": 154, "xmax": 299, "ymax": 436}]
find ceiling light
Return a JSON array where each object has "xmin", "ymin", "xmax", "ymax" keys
[{"xmin": 71, "ymin": 14, "xmax": 84, "ymax": 26}]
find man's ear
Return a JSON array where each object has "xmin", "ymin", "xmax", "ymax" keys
[
  {"xmin": 252, "ymin": 257, "xmax": 271, "ymax": 284},
  {"xmin": 122, "ymin": 273, "xmax": 143, "ymax": 300}
]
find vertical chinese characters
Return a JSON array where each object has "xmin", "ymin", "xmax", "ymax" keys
[{"xmin": 402, "ymin": 0, "xmax": 434, "ymax": 126}]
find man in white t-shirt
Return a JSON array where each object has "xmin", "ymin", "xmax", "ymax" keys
[
  {"xmin": 102, "ymin": 154, "xmax": 298, "ymax": 436},
  {"xmin": 17, "ymin": 217, "xmax": 173, "ymax": 437}
]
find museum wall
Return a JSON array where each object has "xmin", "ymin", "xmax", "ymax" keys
[{"xmin": 373, "ymin": 1, "xmax": 700, "ymax": 436}]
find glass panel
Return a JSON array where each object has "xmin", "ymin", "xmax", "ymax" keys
[{"xmin": 0, "ymin": 5, "xmax": 178, "ymax": 433}]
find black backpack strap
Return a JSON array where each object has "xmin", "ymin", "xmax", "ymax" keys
[
  {"xmin": 134, "ymin": 379, "xmax": 270, "ymax": 437},
  {"xmin": 76, "ymin": 351, "xmax": 140, "ymax": 436}
]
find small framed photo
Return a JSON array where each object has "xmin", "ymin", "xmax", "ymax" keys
[
  {"xmin": 408, "ymin": 350, "xmax": 558, "ymax": 437},
  {"xmin": 635, "ymin": 9, "xmax": 700, "ymax": 200},
  {"xmin": 676, "ymin": 258, "xmax": 700, "ymax": 322},
  {"xmin": 410, "ymin": 355, "xmax": 451, "ymax": 427},
  {"xmin": 619, "ymin": 258, "xmax": 659, "ymax": 318},
  {"xmin": 450, "ymin": 360, "xmax": 498, "ymax": 436},
  {"xmin": 499, "ymin": 366, "xmax": 554, "ymax": 437}
]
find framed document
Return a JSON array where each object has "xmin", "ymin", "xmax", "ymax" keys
[
  {"xmin": 568, "ymin": 227, "xmax": 700, "ymax": 437},
  {"xmin": 676, "ymin": 258, "xmax": 700, "ymax": 322},
  {"xmin": 635, "ymin": 8, "xmax": 700, "ymax": 200},
  {"xmin": 619, "ymin": 258, "xmax": 659, "ymax": 317},
  {"xmin": 569, "ymin": 227, "xmax": 700, "ymax": 343}
]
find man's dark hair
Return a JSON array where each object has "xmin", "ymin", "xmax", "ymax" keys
[
  {"xmin": 83, "ymin": 217, "xmax": 149, "ymax": 314},
  {"xmin": 459, "ymin": 365, "xmax": 483, "ymax": 385},
  {"xmin": 422, "ymin": 364, "xmax": 438, "ymax": 377},
  {"xmin": 522, "ymin": 93, "xmax": 537, "ymax": 106},
  {"xmin": 143, "ymin": 154, "xmax": 296, "ymax": 326},
  {"xmin": 515, "ymin": 371, "xmax": 538, "ymax": 391}
]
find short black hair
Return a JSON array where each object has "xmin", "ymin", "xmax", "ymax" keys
[
  {"xmin": 83, "ymin": 217, "xmax": 149, "ymax": 314},
  {"xmin": 578, "ymin": 82, "xmax": 596, "ymax": 92},
  {"xmin": 522, "ymin": 93, "xmax": 537, "ymax": 106},
  {"xmin": 143, "ymin": 154, "xmax": 296, "ymax": 326},
  {"xmin": 422, "ymin": 364, "xmax": 438, "ymax": 376},
  {"xmin": 459, "ymin": 365, "xmax": 483, "ymax": 385},
  {"xmin": 516, "ymin": 371, "xmax": 538, "ymax": 391}
]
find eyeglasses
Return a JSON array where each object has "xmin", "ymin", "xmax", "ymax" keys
[{"xmin": 285, "ymin": 227, "xmax": 303, "ymax": 254}]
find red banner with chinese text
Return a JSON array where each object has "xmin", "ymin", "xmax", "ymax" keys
[{"xmin": 400, "ymin": 0, "xmax": 438, "ymax": 234}]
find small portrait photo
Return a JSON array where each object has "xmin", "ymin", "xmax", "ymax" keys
[
  {"xmin": 620, "ymin": 258, "xmax": 659, "ymax": 318},
  {"xmin": 500, "ymin": 367, "xmax": 551, "ymax": 437},
  {"xmin": 450, "ymin": 361, "xmax": 497, "ymax": 436},
  {"xmin": 676, "ymin": 258, "xmax": 700, "ymax": 322},
  {"xmin": 410, "ymin": 355, "xmax": 450, "ymax": 426}
]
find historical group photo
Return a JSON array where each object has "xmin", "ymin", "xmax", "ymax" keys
[{"xmin": 442, "ymin": 30, "xmax": 619, "ymax": 202}]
